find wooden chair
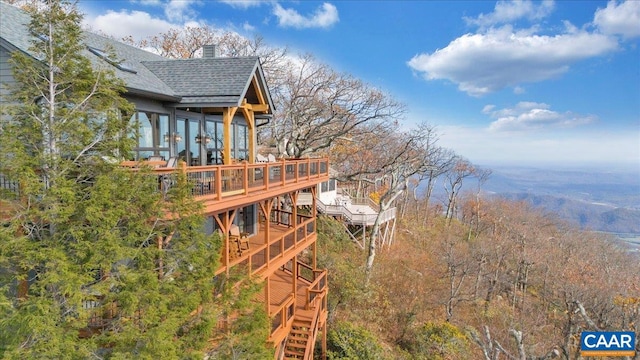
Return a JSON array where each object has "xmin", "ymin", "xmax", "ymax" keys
[{"xmin": 229, "ymin": 224, "xmax": 250, "ymax": 256}]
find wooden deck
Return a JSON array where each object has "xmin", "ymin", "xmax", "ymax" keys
[
  {"xmin": 217, "ymin": 214, "xmax": 317, "ymax": 279},
  {"xmin": 256, "ymin": 269, "xmax": 315, "ymax": 319},
  {"xmin": 140, "ymin": 158, "xmax": 329, "ymax": 214}
]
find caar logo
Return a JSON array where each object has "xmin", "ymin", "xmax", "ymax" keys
[{"xmin": 580, "ymin": 331, "xmax": 636, "ymax": 357}]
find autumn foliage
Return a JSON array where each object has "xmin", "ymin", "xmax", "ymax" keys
[{"xmin": 318, "ymin": 195, "xmax": 640, "ymax": 359}]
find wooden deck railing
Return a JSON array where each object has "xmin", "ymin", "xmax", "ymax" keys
[
  {"xmin": 297, "ymin": 263, "xmax": 328, "ymax": 360},
  {"xmin": 296, "ymin": 263, "xmax": 327, "ymax": 310},
  {"xmin": 270, "ymin": 293, "xmax": 295, "ymax": 335},
  {"xmin": 148, "ymin": 158, "xmax": 329, "ymax": 200},
  {"xmin": 316, "ymin": 197, "xmax": 396, "ymax": 226},
  {"xmin": 217, "ymin": 213, "xmax": 316, "ymax": 277}
]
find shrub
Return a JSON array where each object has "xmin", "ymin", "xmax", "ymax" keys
[{"xmin": 327, "ymin": 321, "xmax": 389, "ymax": 360}]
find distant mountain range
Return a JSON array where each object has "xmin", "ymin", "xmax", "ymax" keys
[{"xmin": 480, "ymin": 165, "xmax": 640, "ymax": 234}]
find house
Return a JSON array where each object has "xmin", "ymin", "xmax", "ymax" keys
[{"xmin": 0, "ymin": 2, "xmax": 328, "ymax": 359}]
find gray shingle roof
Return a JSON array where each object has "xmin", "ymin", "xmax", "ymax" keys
[
  {"xmin": 0, "ymin": 2, "xmax": 177, "ymax": 99},
  {"xmin": 0, "ymin": 2, "xmax": 274, "ymax": 110},
  {"xmin": 0, "ymin": 2, "xmax": 31, "ymax": 54},
  {"xmin": 142, "ymin": 57, "xmax": 260, "ymax": 106}
]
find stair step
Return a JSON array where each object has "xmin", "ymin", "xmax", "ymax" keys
[
  {"xmin": 290, "ymin": 329, "xmax": 309, "ymax": 336},
  {"xmin": 285, "ymin": 349, "xmax": 305, "ymax": 356},
  {"xmin": 286, "ymin": 341, "xmax": 307, "ymax": 348},
  {"xmin": 293, "ymin": 320, "xmax": 312, "ymax": 326},
  {"xmin": 289, "ymin": 335, "xmax": 308, "ymax": 341},
  {"xmin": 292, "ymin": 324, "xmax": 311, "ymax": 331}
]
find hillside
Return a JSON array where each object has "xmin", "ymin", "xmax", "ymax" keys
[
  {"xmin": 317, "ymin": 196, "xmax": 640, "ymax": 359},
  {"xmin": 480, "ymin": 165, "xmax": 640, "ymax": 234},
  {"xmin": 497, "ymin": 193, "xmax": 640, "ymax": 233}
]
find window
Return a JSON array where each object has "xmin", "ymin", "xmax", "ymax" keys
[
  {"xmin": 129, "ymin": 111, "xmax": 169, "ymax": 161},
  {"xmin": 236, "ymin": 124, "xmax": 248, "ymax": 160},
  {"xmin": 320, "ymin": 179, "xmax": 336, "ymax": 193},
  {"xmin": 204, "ymin": 116, "xmax": 249, "ymax": 164}
]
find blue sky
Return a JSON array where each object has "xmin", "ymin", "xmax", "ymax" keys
[{"xmin": 80, "ymin": 0, "xmax": 640, "ymax": 170}]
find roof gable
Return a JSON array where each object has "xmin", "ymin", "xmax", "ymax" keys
[
  {"xmin": 142, "ymin": 57, "xmax": 258, "ymax": 103},
  {"xmin": 0, "ymin": 2, "xmax": 274, "ymax": 110}
]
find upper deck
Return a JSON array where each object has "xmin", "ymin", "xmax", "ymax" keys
[{"xmin": 127, "ymin": 157, "xmax": 330, "ymax": 214}]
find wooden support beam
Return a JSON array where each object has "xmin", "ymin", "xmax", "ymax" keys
[
  {"xmin": 222, "ymin": 107, "xmax": 238, "ymax": 165},
  {"xmin": 251, "ymin": 75, "xmax": 267, "ymax": 110},
  {"xmin": 240, "ymin": 100, "xmax": 256, "ymax": 164},
  {"xmin": 241, "ymin": 102, "xmax": 269, "ymax": 113},
  {"xmin": 292, "ymin": 256, "xmax": 297, "ymax": 304},
  {"xmin": 265, "ymin": 277, "xmax": 271, "ymax": 317},
  {"xmin": 259, "ymin": 199, "xmax": 273, "ymax": 267},
  {"xmin": 213, "ymin": 210, "xmax": 237, "ymax": 275}
]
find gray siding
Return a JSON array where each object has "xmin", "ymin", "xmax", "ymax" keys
[
  {"xmin": 123, "ymin": 95, "xmax": 168, "ymax": 114},
  {"xmin": 0, "ymin": 44, "xmax": 16, "ymax": 104}
]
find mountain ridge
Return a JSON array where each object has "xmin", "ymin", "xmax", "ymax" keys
[{"xmin": 480, "ymin": 165, "xmax": 640, "ymax": 234}]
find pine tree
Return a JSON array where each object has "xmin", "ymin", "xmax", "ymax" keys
[{"xmin": 0, "ymin": 1, "xmax": 222, "ymax": 358}]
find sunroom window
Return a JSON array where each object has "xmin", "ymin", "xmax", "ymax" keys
[{"xmin": 129, "ymin": 111, "xmax": 169, "ymax": 161}]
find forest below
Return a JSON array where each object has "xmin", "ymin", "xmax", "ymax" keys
[
  {"xmin": 316, "ymin": 195, "xmax": 640, "ymax": 359},
  {"xmin": 1, "ymin": 3, "xmax": 637, "ymax": 358}
]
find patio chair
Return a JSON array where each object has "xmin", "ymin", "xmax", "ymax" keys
[
  {"xmin": 229, "ymin": 224, "xmax": 250, "ymax": 255},
  {"xmin": 256, "ymin": 153, "xmax": 269, "ymax": 163},
  {"xmin": 165, "ymin": 156, "xmax": 178, "ymax": 168},
  {"xmin": 146, "ymin": 155, "xmax": 165, "ymax": 168},
  {"xmin": 160, "ymin": 157, "xmax": 179, "ymax": 198}
]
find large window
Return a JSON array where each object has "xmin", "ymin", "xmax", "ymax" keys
[
  {"xmin": 129, "ymin": 111, "xmax": 169, "ymax": 160},
  {"xmin": 236, "ymin": 124, "xmax": 248, "ymax": 161},
  {"xmin": 204, "ymin": 116, "xmax": 249, "ymax": 164},
  {"xmin": 320, "ymin": 179, "xmax": 336, "ymax": 193}
]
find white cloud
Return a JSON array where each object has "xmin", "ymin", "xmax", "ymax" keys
[
  {"xmin": 273, "ymin": 2, "xmax": 339, "ymax": 29},
  {"xmin": 484, "ymin": 102, "xmax": 597, "ymax": 132},
  {"xmin": 164, "ymin": 0, "xmax": 199, "ymax": 22},
  {"xmin": 437, "ymin": 125, "xmax": 639, "ymax": 166},
  {"xmin": 407, "ymin": 26, "xmax": 618, "ymax": 96},
  {"xmin": 243, "ymin": 21, "xmax": 256, "ymax": 32},
  {"xmin": 84, "ymin": 10, "xmax": 176, "ymax": 41},
  {"xmin": 465, "ymin": 0, "xmax": 555, "ymax": 27},
  {"xmin": 133, "ymin": 0, "xmax": 163, "ymax": 6},
  {"xmin": 594, "ymin": 0, "xmax": 640, "ymax": 39},
  {"xmin": 219, "ymin": 0, "xmax": 266, "ymax": 9}
]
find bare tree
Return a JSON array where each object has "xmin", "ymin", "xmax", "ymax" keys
[
  {"xmin": 335, "ymin": 123, "xmax": 440, "ymax": 277},
  {"xmin": 420, "ymin": 147, "xmax": 456, "ymax": 225},
  {"xmin": 443, "ymin": 157, "xmax": 477, "ymax": 223},
  {"xmin": 270, "ymin": 54, "xmax": 405, "ymax": 158},
  {"xmin": 122, "ymin": 25, "xmax": 288, "ymax": 89}
]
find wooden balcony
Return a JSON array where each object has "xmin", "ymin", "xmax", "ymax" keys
[
  {"xmin": 218, "ymin": 210, "xmax": 317, "ymax": 278},
  {"xmin": 147, "ymin": 158, "xmax": 329, "ymax": 214}
]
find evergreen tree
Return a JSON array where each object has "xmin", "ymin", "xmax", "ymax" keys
[{"xmin": 0, "ymin": 1, "xmax": 222, "ymax": 358}]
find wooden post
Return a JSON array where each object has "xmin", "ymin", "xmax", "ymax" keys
[{"xmin": 222, "ymin": 107, "xmax": 238, "ymax": 165}]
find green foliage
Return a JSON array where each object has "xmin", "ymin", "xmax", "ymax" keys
[
  {"xmin": 327, "ymin": 321, "xmax": 389, "ymax": 360},
  {"xmin": 205, "ymin": 270, "xmax": 271, "ymax": 360},
  {"xmin": 316, "ymin": 216, "xmax": 369, "ymax": 318},
  {"xmin": 404, "ymin": 322, "xmax": 470, "ymax": 360},
  {"xmin": 0, "ymin": 1, "xmax": 232, "ymax": 358}
]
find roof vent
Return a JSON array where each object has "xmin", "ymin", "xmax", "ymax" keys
[{"xmin": 202, "ymin": 45, "xmax": 218, "ymax": 59}]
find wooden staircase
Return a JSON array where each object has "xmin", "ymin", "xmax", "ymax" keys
[{"xmin": 283, "ymin": 319, "xmax": 313, "ymax": 360}]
